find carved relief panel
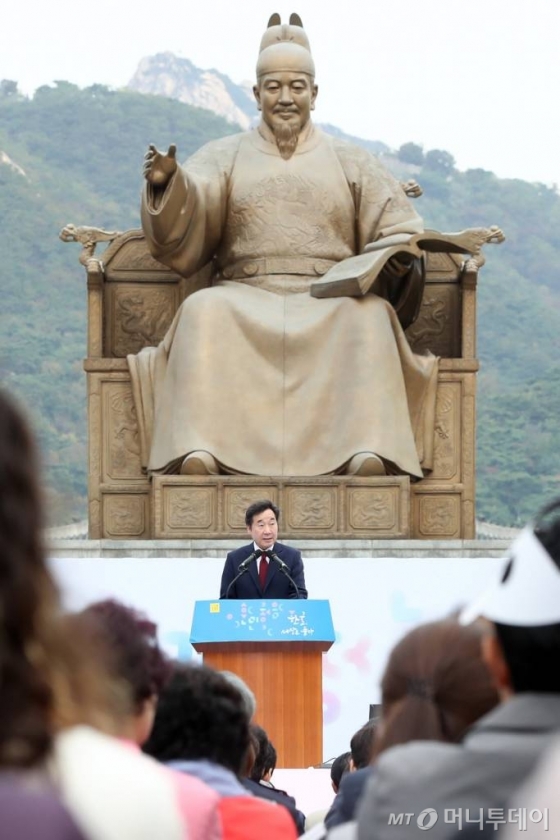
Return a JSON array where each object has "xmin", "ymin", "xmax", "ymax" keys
[
  {"xmin": 406, "ymin": 284, "xmax": 461, "ymax": 357},
  {"xmin": 165, "ymin": 486, "xmax": 216, "ymax": 532},
  {"xmin": 347, "ymin": 488, "xmax": 398, "ymax": 531},
  {"xmin": 413, "ymin": 491, "xmax": 462, "ymax": 539},
  {"xmin": 428, "ymin": 380, "xmax": 462, "ymax": 483},
  {"xmin": 101, "ymin": 379, "xmax": 143, "ymax": 482},
  {"xmin": 102, "ymin": 491, "xmax": 148, "ymax": 538},
  {"xmin": 106, "ymin": 284, "xmax": 179, "ymax": 356},
  {"xmin": 345, "ymin": 478, "xmax": 409, "ymax": 536},
  {"xmin": 284, "ymin": 485, "xmax": 337, "ymax": 532}
]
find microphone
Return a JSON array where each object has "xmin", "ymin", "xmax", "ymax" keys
[
  {"xmin": 223, "ymin": 550, "xmax": 259, "ymax": 599},
  {"xmin": 267, "ymin": 551, "xmax": 302, "ymax": 599},
  {"xmin": 238, "ymin": 549, "xmax": 259, "ymax": 571},
  {"xmin": 267, "ymin": 550, "xmax": 288, "ymax": 571}
]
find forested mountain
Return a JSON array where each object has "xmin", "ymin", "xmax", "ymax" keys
[{"xmin": 0, "ymin": 80, "xmax": 559, "ymax": 526}]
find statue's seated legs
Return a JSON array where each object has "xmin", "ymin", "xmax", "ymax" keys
[
  {"xmin": 180, "ymin": 451, "xmax": 220, "ymax": 475},
  {"xmin": 346, "ymin": 452, "xmax": 387, "ymax": 476},
  {"xmin": 179, "ymin": 448, "xmax": 387, "ymax": 477}
]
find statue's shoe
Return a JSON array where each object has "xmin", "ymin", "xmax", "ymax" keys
[
  {"xmin": 346, "ymin": 452, "xmax": 386, "ymax": 476},
  {"xmin": 180, "ymin": 451, "xmax": 219, "ymax": 475}
]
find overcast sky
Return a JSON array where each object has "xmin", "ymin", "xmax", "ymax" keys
[{"xmin": 2, "ymin": 0, "xmax": 559, "ymax": 186}]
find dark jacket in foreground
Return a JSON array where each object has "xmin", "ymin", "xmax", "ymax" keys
[
  {"xmin": 220, "ymin": 542, "xmax": 308, "ymax": 599},
  {"xmin": 242, "ymin": 778, "xmax": 306, "ymax": 835},
  {"xmin": 325, "ymin": 768, "xmax": 372, "ymax": 829}
]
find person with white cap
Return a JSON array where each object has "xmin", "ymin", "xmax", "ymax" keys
[{"xmin": 351, "ymin": 498, "xmax": 560, "ymax": 840}]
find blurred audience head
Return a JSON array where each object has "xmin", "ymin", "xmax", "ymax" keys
[
  {"xmin": 75, "ymin": 599, "xmax": 172, "ymax": 744},
  {"xmin": 372, "ymin": 618, "xmax": 499, "ymax": 760},
  {"xmin": 260, "ymin": 740, "xmax": 277, "ymax": 782},
  {"xmin": 350, "ymin": 718, "xmax": 377, "ymax": 770},
  {"xmin": 330, "ymin": 750, "xmax": 351, "ymax": 793},
  {"xmin": 242, "ymin": 725, "xmax": 260, "ymax": 778},
  {"xmin": 220, "ymin": 670, "xmax": 257, "ymax": 721},
  {"xmin": 143, "ymin": 662, "xmax": 250, "ymax": 775},
  {"xmin": 0, "ymin": 389, "xmax": 110, "ymax": 768},
  {"xmin": 249, "ymin": 724, "xmax": 277, "ymax": 782}
]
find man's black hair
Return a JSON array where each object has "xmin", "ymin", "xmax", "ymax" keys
[
  {"xmin": 245, "ymin": 499, "xmax": 280, "ymax": 528},
  {"xmin": 494, "ymin": 622, "xmax": 560, "ymax": 693},
  {"xmin": 330, "ymin": 751, "xmax": 351, "ymax": 791},
  {"xmin": 263, "ymin": 741, "xmax": 277, "ymax": 776},
  {"xmin": 495, "ymin": 497, "xmax": 560, "ymax": 694},
  {"xmin": 350, "ymin": 719, "xmax": 377, "ymax": 769},
  {"xmin": 142, "ymin": 663, "xmax": 249, "ymax": 774}
]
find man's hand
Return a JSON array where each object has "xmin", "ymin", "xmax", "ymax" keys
[
  {"xmin": 143, "ymin": 143, "xmax": 177, "ymax": 188},
  {"xmin": 386, "ymin": 253, "xmax": 415, "ymax": 277}
]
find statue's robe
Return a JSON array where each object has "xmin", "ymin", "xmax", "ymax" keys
[{"xmin": 129, "ymin": 127, "xmax": 438, "ymax": 477}]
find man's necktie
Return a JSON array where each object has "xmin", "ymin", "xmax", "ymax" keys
[{"xmin": 259, "ymin": 551, "xmax": 269, "ymax": 589}]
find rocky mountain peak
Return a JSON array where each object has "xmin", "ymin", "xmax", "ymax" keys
[{"xmin": 128, "ymin": 52, "xmax": 256, "ymax": 130}]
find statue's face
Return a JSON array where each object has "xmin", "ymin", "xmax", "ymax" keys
[{"xmin": 253, "ymin": 71, "xmax": 318, "ymax": 133}]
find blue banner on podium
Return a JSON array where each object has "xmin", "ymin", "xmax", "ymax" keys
[{"xmin": 190, "ymin": 599, "xmax": 335, "ymax": 644}]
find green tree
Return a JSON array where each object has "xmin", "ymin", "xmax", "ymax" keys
[
  {"xmin": 397, "ymin": 142, "xmax": 424, "ymax": 166},
  {"xmin": 0, "ymin": 79, "xmax": 21, "ymax": 99},
  {"xmin": 424, "ymin": 148, "xmax": 456, "ymax": 173}
]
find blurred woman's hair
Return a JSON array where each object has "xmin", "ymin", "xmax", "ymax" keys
[
  {"xmin": 0, "ymin": 389, "xmax": 113, "ymax": 769},
  {"xmin": 76, "ymin": 599, "xmax": 172, "ymax": 715},
  {"xmin": 372, "ymin": 618, "xmax": 499, "ymax": 760}
]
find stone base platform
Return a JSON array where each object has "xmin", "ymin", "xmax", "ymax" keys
[{"xmin": 48, "ymin": 537, "xmax": 510, "ymax": 560}]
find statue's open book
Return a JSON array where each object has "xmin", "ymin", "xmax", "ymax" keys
[{"xmin": 310, "ymin": 230, "xmax": 483, "ymax": 298}]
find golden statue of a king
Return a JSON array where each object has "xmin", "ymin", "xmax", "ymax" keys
[{"xmin": 127, "ymin": 13, "xmax": 438, "ymax": 479}]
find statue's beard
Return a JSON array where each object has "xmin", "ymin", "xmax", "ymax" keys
[{"xmin": 273, "ymin": 120, "xmax": 301, "ymax": 160}]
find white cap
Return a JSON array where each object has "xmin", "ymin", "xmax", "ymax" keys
[{"xmin": 460, "ymin": 527, "xmax": 560, "ymax": 627}]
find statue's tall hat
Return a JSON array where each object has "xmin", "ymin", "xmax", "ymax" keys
[{"xmin": 256, "ymin": 13, "xmax": 315, "ymax": 79}]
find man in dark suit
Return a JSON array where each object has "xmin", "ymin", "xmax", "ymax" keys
[{"xmin": 219, "ymin": 500, "xmax": 308, "ymax": 599}]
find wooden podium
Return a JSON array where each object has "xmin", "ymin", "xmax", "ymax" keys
[{"xmin": 190, "ymin": 600, "xmax": 335, "ymax": 769}]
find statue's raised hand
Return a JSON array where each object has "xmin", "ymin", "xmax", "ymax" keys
[{"xmin": 143, "ymin": 143, "xmax": 177, "ymax": 188}]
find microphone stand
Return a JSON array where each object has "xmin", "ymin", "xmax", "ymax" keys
[
  {"xmin": 268, "ymin": 551, "xmax": 302, "ymax": 599},
  {"xmin": 224, "ymin": 568, "xmax": 248, "ymax": 599},
  {"xmin": 223, "ymin": 550, "xmax": 259, "ymax": 599}
]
